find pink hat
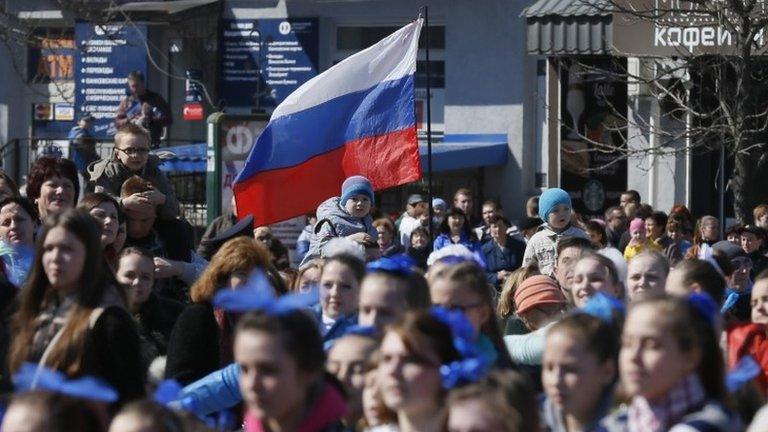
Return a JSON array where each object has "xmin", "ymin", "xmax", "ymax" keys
[
  {"xmin": 514, "ymin": 275, "xmax": 566, "ymax": 315},
  {"xmin": 629, "ymin": 218, "xmax": 646, "ymax": 234}
]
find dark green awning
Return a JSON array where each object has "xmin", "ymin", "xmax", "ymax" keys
[{"xmin": 523, "ymin": 0, "xmax": 612, "ymax": 56}]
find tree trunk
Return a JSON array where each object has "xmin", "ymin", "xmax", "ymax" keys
[{"xmin": 733, "ymin": 150, "xmax": 757, "ymax": 224}]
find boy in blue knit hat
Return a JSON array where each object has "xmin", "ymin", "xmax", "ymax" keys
[
  {"xmin": 522, "ymin": 188, "xmax": 588, "ymax": 276},
  {"xmin": 300, "ymin": 175, "xmax": 378, "ymax": 266}
]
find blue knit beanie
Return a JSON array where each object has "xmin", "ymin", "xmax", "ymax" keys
[
  {"xmin": 538, "ymin": 188, "xmax": 572, "ymax": 222},
  {"xmin": 340, "ymin": 175, "xmax": 374, "ymax": 207}
]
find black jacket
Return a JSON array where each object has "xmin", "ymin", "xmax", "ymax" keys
[{"xmin": 165, "ymin": 302, "xmax": 224, "ymax": 385}]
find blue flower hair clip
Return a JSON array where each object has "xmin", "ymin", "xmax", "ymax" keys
[
  {"xmin": 721, "ymin": 287, "xmax": 752, "ymax": 315},
  {"xmin": 429, "ymin": 306, "xmax": 492, "ymax": 389},
  {"xmin": 687, "ymin": 292, "xmax": 719, "ymax": 327},
  {"xmin": 580, "ymin": 292, "xmax": 625, "ymax": 324},
  {"xmin": 726, "ymin": 355, "xmax": 761, "ymax": 393},
  {"xmin": 13, "ymin": 363, "xmax": 118, "ymax": 403},
  {"xmin": 366, "ymin": 255, "xmax": 414, "ymax": 276},
  {"xmin": 345, "ymin": 325, "xmax": 379, "ymax": 338},
  {"xmin": 213, "ymin": 270, "xmax": 318, "ymax": 315}
]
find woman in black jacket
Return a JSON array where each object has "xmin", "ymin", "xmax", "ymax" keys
[{"xmin": 7, "ymin": 209, "xmax": 144, "ymax": 404}]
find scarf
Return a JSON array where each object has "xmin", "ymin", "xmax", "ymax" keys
[
  {"xmin": 29, "ymin": 293, "xmax": 77, "ymax": 362},
  {"xmin": 628, "ymin": 373, "xmax": 706, "ymax": 432}
]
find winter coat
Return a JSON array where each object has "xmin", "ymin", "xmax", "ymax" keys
[
  {"xmin": 134, "ymin": 292, "xmax": 185, "ymax": 365},
  {"xmin": 523, "ymin": 224, "xmax": 589, "ymax": 276},
  {"xmin": 623, "ymin": 239, "xmax": 662, "ymax": 261},
  {"xmin": 301, "ymin": 197, "xmax": 377, "ymax": 267},
  {"xmin": 296, "ymin": 225, "xmax": 315, "ymax": 264},
  {"xmin": 482, "ymin": 235, "xmax": 526, "ymax": 288},
  {"xmin": 87, "ymin": 154, "xmax": 180, "ymax": 220}
]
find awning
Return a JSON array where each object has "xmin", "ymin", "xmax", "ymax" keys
[
  {"xmin": 523, "ymin": 0, "xmax": 612, "ymax": 56},
  {"xmin": 419, "ymin": 134, "xmax": 508, "ymax": 173},
  {"xmin": 155, "ymin": 143, "xmax": 206, "ymax": 173},
  {"xmin": 108, "ymin": 0, "xmax": 219, "ymax": 22}
]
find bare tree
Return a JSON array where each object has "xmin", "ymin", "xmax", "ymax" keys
[{"xmin": 561, "ymin": 0, "xmax": 768, "ymax": 222}]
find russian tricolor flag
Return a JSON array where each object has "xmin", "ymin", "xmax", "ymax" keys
[{"xmin": 234, "ymin": 19, "xmax": 424, "ymax": 226}]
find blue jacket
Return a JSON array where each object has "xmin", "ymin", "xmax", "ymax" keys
[
  {"xmin": 482, "ymin": 236, "xmax": 526, "ymax": 288},
  {"xmin": 433, "ymin": 232, "xmax": 481, "ymax": 253},
  {"xmin": 312, "ymin": 304, "xmax": 358, "ymax": 350}
]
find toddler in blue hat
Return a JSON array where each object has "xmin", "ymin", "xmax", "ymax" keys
[
  {"xmin": 522, "ymin": 188, "xmax": 589, "ymax": 276},
  {"xmin": 300, "ymin": 175, "xmax": 378, "ymax": 266}
]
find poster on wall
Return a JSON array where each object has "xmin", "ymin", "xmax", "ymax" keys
[
  {"xmin": 74, "ymin": 23, "xmax": 148, "ymax": 139},
  {"xmin": 560, "ymin": 59, "xmax": 628, "ymax": 217},
  {"xmin": 220, "ymin": 18, "xmax": 319, "ymax": 110}
]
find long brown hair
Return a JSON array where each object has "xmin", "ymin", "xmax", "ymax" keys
[
  {"xmin": 9, "ymin": 209, "xmax": 119, "ymax": 375},
  {"xmin": 190, "ymin": 236, "xmax": 273, "ymax": 303}
]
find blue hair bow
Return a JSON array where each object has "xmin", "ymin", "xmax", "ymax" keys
[
  {"xmin": 437, "ymin": 253, "xmax": 487, "ymax": 270},
  {"xmin": 366, "ymin": 255, "xmax": 414, "ymax": 276},
  {"xmin": 13, "ymin": 363, "xmax": 118, "ymax": 403},
  {"xmin": 726, "ymin": 355, "xmax": 762, "ymax": 393},
  {"xmin": 429, "ymin": 307, "xmax": 492, "ymax": 389},
  {"xmin": 687, "ymin": 292, "xmax": 719, "ymax": 327},
  {"xmin": 580, "ymin": 292, "xmax": 625, "ymax": 324},
  {"xmin": 721, "ymin": 287, "xmax": 752, "ymax": 315},
  {"xmin": 345, "ymin": 325, "xmax": 378, "ymax": 338},
  {"xmin": 212, "ymin": 270, "xmax": 318, "ymax": 315}
]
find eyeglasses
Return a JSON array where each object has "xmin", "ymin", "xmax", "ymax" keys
[{"xmin": 117, "ymin": 147, "xmax": 150, "ymax": 156}]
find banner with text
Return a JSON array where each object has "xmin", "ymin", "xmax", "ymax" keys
[
  {"xmin": 75, "ymin": 23, "xmax": 148, "ymax": 138},
  {"xmin": 220, "ymin": 18, "xmax": 318, "ymax": 109}
]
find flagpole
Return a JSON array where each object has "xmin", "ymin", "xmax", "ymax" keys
[{"xmin": 422, "ymin": 6, "xmax": 435, "ymax": 238}]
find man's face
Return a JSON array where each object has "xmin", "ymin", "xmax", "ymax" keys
[
  {"xmin": 607, "ymin": 209, "xmax": 626, "ymax": 232},
  {"xmin": 482, "ymin": 204, "xmax": 497, "ymax": 226},
  {"xmin": 126, "ymin": 209, "xmax": 156, "ymax": 239},
  {"xmin": 454, "ymin": 193, "xmax": 473, "ymax": 215},
  {"xmin": 620, "ymin": 193, "xmax": 636, "ymax": 209},
  {"xmin": 128, "ymin": 78, "xmax": 145, "ymax": 97}
]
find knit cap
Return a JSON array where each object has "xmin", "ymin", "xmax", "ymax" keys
[
  {"xmin": 340, "ymin": 175, "xmax": 374, "ymax": 207},
  {"xmin": 538, "ymin": 188, "xmax": 572, "ymax": 222},
  {"xmin": 514, "ymin": 275, "xmax": 566, "ymax": 315},
  {"xmin": 629, "ymin": 218, "xmax": 645, "ymax": 234}
]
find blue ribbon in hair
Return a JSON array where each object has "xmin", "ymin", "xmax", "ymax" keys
[
  {"xmin": 437, "ymin": 253, "xmax": 487, "ymax": 269},
  {"xmin": 580, "ymin": 292, "xmax": 625, "ymax": 324},
  {"xmin": 687, "ymin": 292, "xmax": 719, "ymax": 327},
  {"xmin": 721, "ymin": 286, "xmax": 752, "ymax": 315},
  {"xmin": 726, "ymin": 355, "xmax": 762, "ymax": 393},
  {"xmin": 366, "ymin": 255, "xmax": 414, "ymax": 276},
  {"xmin": 13, "ymin": 363, "xmax": 118, "ymax": 403},
  {"xmin": 213, "ymin": 270, "xmax": 318, "ymax": 315},
  {"xmin": 429, "ymin": 306, "xmax": 492, "ymax": 389}
]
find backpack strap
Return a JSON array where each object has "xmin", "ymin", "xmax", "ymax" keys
[{"xmin": 314, "ymin": 218, "xmax": 338, "ymax": 238}]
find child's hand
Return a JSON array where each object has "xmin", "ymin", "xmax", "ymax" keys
[
  {"xmin": 145, "ymin": 190, "xmax": 167, "ymax": 206},
  {"xmin": 347, "ymin": 232, "xmax": 374, "ymax": 245},
  {"xmin": 123, "ymin": 192, "xmax": 155, "ymax": 216}
]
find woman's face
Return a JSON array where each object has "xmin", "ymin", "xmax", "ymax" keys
[
  {"xmin": 757, "ymin": 213, "xmax": 768, "ymax": 230},
  {"xmin": 570, "ymin": 258, "xmax": 616, "ymax": 308},
  {"xmin": 0, "ymin": 202, "xmax": 36, "ymax": 247},
  {"xmin": 430, "ymin": 278, "xmax": 489, "ymax": 335},
  {"xmin": 362, "ymin": 370, "xmax": 390, "ymax": 427},
  {"xmin": 320, "ymin": 261, "xmax": 360, "ymax": 319},
  {"xmin": 297, "ymin": 266, "xmax": 320, "ymax": 294},
  {"xmin": 116, "ymin": 253, "xmax": 154, "ymax": 308},
  {"xmin": 742, "ymin": 232, "xmax": 763, "ymax": 254},
  {"xmin": 37, "ymin": 175, "xmax": 75, "ymax": 219},
  {"xmin": 411, "ymin": 231, "xmax": 429, "ymax": 249},
  {"xmin": 542, "ymin": 330, "xmax": 614, "ymax": 420},
  {"xmin": 626, "ymin": 256, "xmax": 667, "ymax": 302},
  {"xmin": 89, "ymin": 201, "xmax": 119, "ymax": 247},
  {"xmin": 378, "ymin": 331, "xmax": 443, "ymax": 415},
  {"xmin": 751, "ymin": 279, "xmax": 768, "ymax": 324},
  {"xmin": 42, "ymin": 226, "xmax": 86, "ymax": 294},
  {"xmin": 327, "ymin": 336, "xmax": 376, "ymax": 421},
  {"xmin": 620, "ymin": 304, "xmax": 698, "ymax": 403},
  {"xmin": 235, "ymin": 330, "xmax": 314, "ymax": 423},
  {"xmin": 447, "ymin": 214, "xmax": 464, "ymax": 234},
  {"xmin": 489, "ymin": 222, "xmax": 507, "ymax": 242}
]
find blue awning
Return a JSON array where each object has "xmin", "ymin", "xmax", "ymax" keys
[
  {"xmin": 419, "ymin": 134, "xmax": 508, "ymax": 172},
  {"xmin": 154, "ymin": 142, "xmax": 207, "ymax": 173}
]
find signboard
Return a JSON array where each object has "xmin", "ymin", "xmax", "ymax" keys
[
  {"xmin": 613, "ymin": 0, "xmax": 768, "ymax": 56},
  {"xmin": 27, "ymin": 35, "xmax": 75, "ymax": 83},
  {"xmin": 220, "ymin": 18, "xmax": 319, "ymax": 109},
  {"xmin": 560, "ymin": 59, "xmax": 628, "ymax": 217},
  {"xmin": 75, "ymin": 23, "xmax": 148, "ymax": 138}
]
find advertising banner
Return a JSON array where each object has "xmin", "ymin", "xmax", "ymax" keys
[
  {"xmin": 220, "ymin": 18, "xmax": 318, "ymax": 109},
  {"xmin": 560, "ymin": 59, "xmax": 628, "ymax": 216},
  {"xmin": 74, "ymin": 23, "xmax": 148, "ymax": 138}
]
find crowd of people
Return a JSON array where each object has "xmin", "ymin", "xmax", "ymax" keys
[{"xmin": 2, "ymin": 122, "xmax": 768, "ymax": 432}]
